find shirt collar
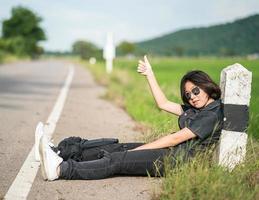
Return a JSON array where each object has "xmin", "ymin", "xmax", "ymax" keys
[{"xmin": 200, "ymin": 99, "xmax": 221, "ymax": 111}]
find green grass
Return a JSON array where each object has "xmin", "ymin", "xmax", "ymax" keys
[
  {"xmin": 160, "ymin": 139, "xmax": 259, "ymax": 200},
  {"xmin": 0, "ymin": 53, "xmax": 29, "ymax": 65},
  {"xmin": 80, "ymin": 56, "xmax": 259, "ymax": 200}
]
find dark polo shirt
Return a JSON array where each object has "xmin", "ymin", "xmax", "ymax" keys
[{"xmin": 171, "ymin": 100, "xmax": 223, "ymax": 159}]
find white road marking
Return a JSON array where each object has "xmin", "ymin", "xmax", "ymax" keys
[{"xmin": 4, "ymin": 65, "xmax": 75, "ymax": 200}]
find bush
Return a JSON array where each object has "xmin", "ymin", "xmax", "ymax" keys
[
  {"xmin": 0, "ymin": 50, "xmax": 3, "ymax": 63},
  {"xmin": 72, "ymin": 40, "xmax": 101, "ymax": 60}
]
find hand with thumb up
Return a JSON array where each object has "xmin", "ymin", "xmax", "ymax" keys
[{"xmin": 137, "ymin": 55, "xmax": 154, "ymax": 76}]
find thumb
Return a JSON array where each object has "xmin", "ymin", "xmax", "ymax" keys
[{"xmin": 144, "ymin": 55, "xmax": 150, "ymax": 65}]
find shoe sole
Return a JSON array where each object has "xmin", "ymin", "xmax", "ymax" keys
[
  {"xmin": 39, "ymin": 137, "xmax": 48, "ymax": 181},
  {"xmin": 35, "ymin": 122, "xmax": 44, "ymax": 161}
]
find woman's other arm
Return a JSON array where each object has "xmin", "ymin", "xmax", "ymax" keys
[
  {"xmin": 137, "ymin": 55, "xmax": 183, "ymax": 116},
  {"xmin": 131, "ymin": 128, "xmax": 196, "ymax": 151}
]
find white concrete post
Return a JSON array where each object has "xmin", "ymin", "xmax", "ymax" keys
[
  {"xmin": 218, "ymin": 63, "xmax": 252, "ymax": 170},
  {"xmin": 103, "ymin": 32, "xmax": 115, "ymax": 74}
]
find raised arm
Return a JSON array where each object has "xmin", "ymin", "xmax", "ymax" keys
[{"xmin": 137, "ymin": 55, "xmax": 183, "ymax": 116}]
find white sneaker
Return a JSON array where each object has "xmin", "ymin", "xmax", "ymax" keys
[
  {"xmin": 39, "ymin": 136, "xmax": 63, "ymax": 181},
  {"xmin": 35, "ymin": 122, "xmax": 44, "ymax": 161},
  {"xmin": 35, "ymin": 122, "xmax": 55, "ymax": 161}
]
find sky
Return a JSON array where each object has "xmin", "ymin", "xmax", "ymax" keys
[{"xmin": 0, "ymin": 0, "xmax": 259, "ymax": 51}]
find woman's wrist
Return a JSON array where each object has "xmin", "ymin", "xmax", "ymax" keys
[{"xmin": 146, "ymin": 70, "xmax": 154, "ymax": 78}]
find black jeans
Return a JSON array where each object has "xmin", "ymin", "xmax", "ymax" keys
[{"xmin": 59, "ymin": 142, "xmax": 171, "ymax": 180}]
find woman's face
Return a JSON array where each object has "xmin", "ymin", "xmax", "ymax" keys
[{"xmin": 184, "ymin": 81, "xmax": 212, "ymax": 108}]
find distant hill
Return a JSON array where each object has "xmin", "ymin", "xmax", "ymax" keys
[{"xmin": 136, "ymin": 14, "xmax": 259, "ymax": 56}]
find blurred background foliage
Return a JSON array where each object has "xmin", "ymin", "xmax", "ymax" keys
[
  {"xmin": 0, "ymin": 6, "xmax": 45, "ymax": 60},
  {"xmin": 72, "ymin": 40, "xmax": 102, "ymax": 60}
]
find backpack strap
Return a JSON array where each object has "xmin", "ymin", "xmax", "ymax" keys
[{"xmin": 80, "ymin": 138, "xmax": 119, "ymax": 149}]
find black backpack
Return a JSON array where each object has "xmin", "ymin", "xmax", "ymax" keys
[{"xmin": 56, "ymin": 136, "xmax": 119, "ymax": 161}]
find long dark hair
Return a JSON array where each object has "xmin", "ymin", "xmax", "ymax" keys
[{"xmin": 180, "ymin": 70, "xmax": 221, "ymax": 106}]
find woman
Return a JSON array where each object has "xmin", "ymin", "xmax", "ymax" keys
[{"xmin": 38, "ymin": 55, "xmax": 223, "ymax": 181}]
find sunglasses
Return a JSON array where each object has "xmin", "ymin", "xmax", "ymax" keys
[{"xmin": 185, "ymin": 86, "xmax": 200, "ymax": 100}]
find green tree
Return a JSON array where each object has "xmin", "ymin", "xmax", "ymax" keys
[
  {"xmin": 117, "ymin": 41, "xmax": 135, "ymax": 56},
  {"xmin": 174, "ymin": 46, "xmax": 185, "ymax": 57},
  {"xmin": 72, "ymin": 40, "xmax": 100, "ymax": 60},
  {"xmin": 219, "ymin": 47, "xmax": 236, "ymax": 56},
  {"xmin": 2, "ymin": 6, "xmax": 46, "ymax": 57}
]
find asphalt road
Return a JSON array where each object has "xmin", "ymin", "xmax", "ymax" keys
[{"xmin": 0, "ymin": 60, "xmax": 160, "ymax": 200}]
